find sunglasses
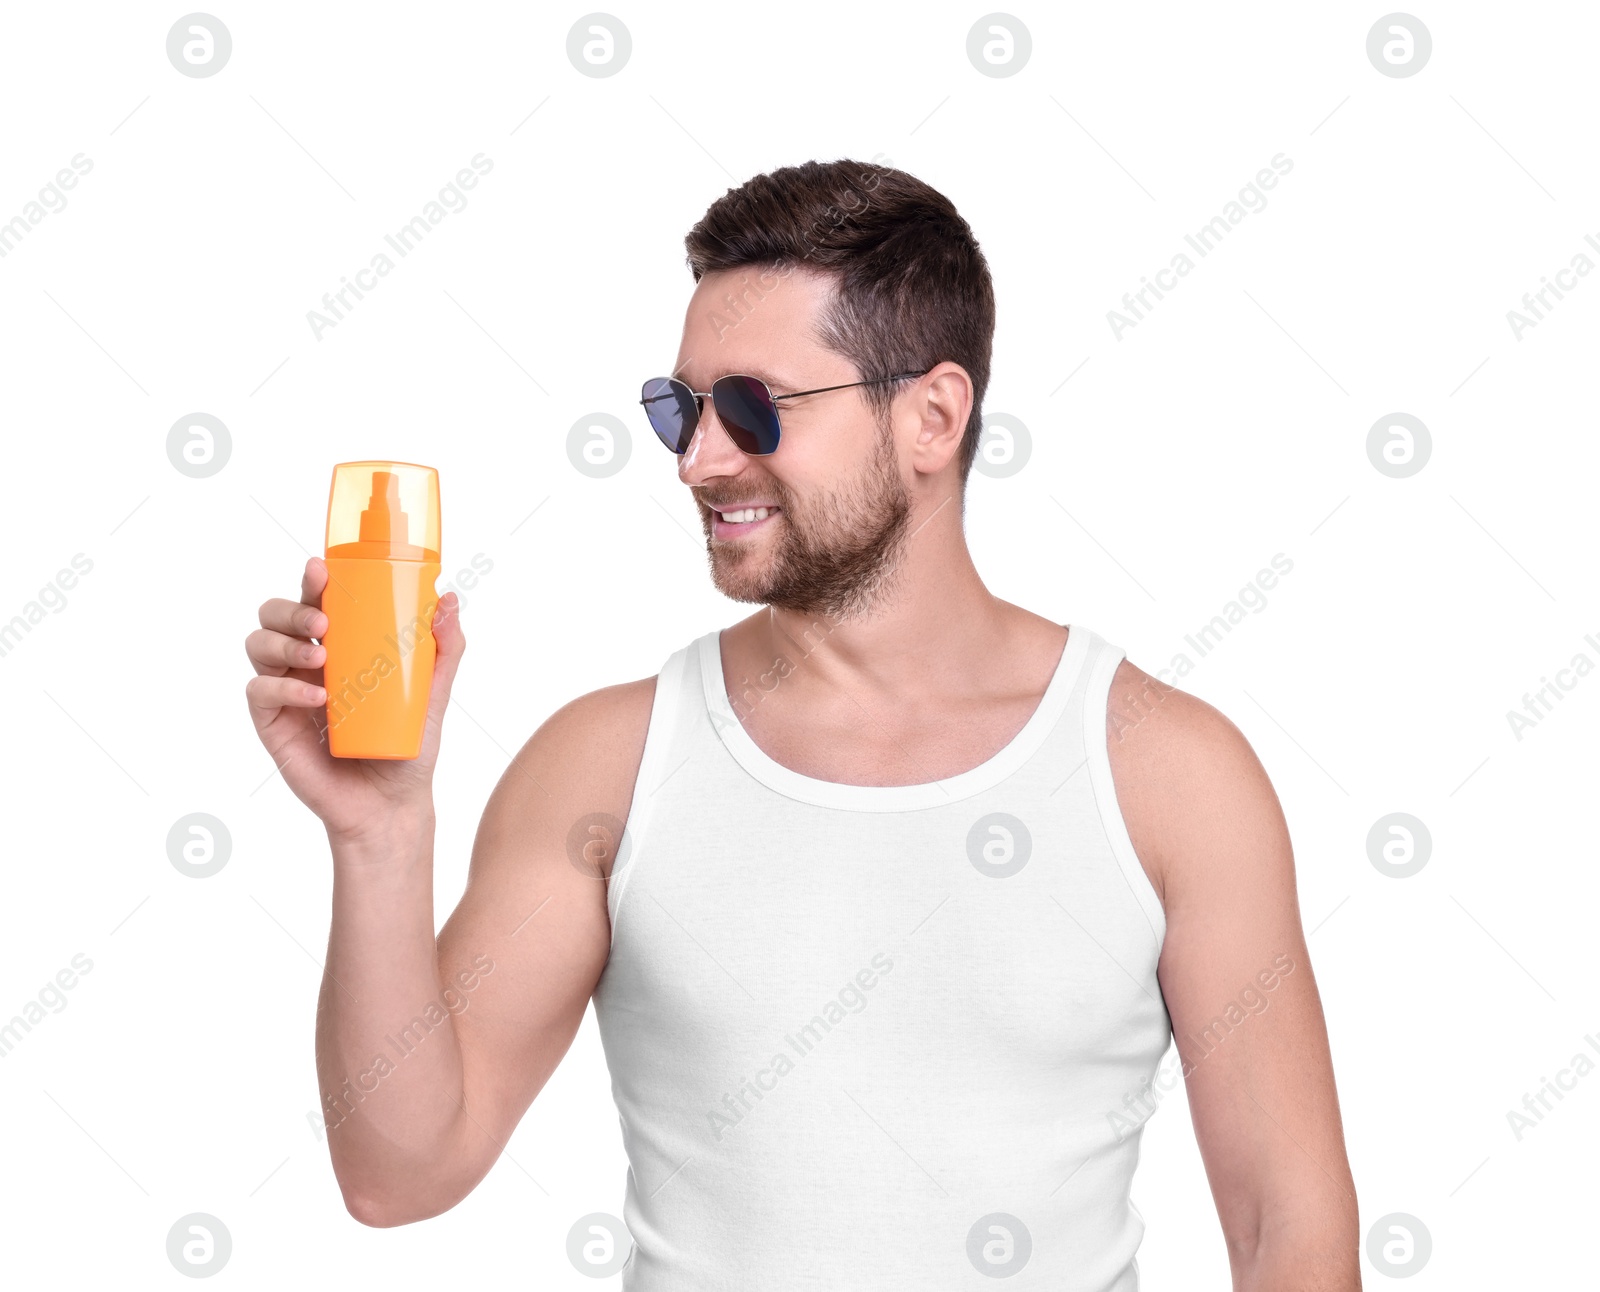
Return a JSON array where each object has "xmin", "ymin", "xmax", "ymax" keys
[{"xmin": 639, "ymin": 371, "xmax": 925, "ymax": 456}]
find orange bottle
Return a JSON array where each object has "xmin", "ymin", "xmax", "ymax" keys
[{"xmin": 321, "ymin": 462, "xmax": 442, "ymax": 759}]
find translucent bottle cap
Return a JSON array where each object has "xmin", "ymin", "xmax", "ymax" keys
[{"xmin": 325, "ymin": 461, "xmax": 440, "ymax": 560}]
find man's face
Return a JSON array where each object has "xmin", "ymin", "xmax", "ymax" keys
[{"xmin": 673, "ymin": 265, "xmax": 915, "ymax": 622}]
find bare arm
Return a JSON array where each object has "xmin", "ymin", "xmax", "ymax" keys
[
  {"xmin": 319, "ymin": 677, "xmax": 655, "ymax": 1226},
  {"xmin": 1107, "ymin": 660, "xmax": 1360, "ymax": 1289},
  {"xmin": 244, "ymin": 557, "xmax": 654, "ymax": 1227}
]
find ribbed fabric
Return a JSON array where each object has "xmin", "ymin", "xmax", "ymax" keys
[{"xmin": 592, "ymin": 624, "xmax": 1171, "ymax": 1290}]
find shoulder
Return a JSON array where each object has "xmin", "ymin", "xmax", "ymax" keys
[
  {"xmin": 475, "ymin": 673, "xmax": 659, "ymax": 876},
  {"xmin": 1101, "ymin": 657, "xmax": 1290, "ymax": 909},
  {"xmin": 531, "ymin": 672, "xmax": 657, "ymax": 794},
  {"xmin": 540, "ymin": 674, "xmax": 658, "ymax": 756}
]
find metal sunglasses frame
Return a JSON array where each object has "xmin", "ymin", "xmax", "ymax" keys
[{"xmin": 639, "ymin": 370, "xmax": 926, "ymax": 456}]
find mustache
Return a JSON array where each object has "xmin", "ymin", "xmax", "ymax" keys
[{"xmin": 695, "ymin": 494, "xmax": 786, "ymax": 511}]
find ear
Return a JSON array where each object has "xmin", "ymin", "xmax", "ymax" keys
[{"xmin": 908, "ymin": 362, "xmax": 974, "ymax": 476}]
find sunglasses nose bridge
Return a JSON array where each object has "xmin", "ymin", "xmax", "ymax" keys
[{"xmin": 678, "ymin": 387, "xmax": 745, "ymax": 467}]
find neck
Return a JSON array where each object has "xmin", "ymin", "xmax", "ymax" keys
[{"xmin": 754, "ymin": 491, "xmax": 1031, "ymax": 701}]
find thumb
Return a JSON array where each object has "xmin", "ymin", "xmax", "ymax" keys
[{"xmin": 426, "ymin": 591, "xmax": 467, "ymax": 713}]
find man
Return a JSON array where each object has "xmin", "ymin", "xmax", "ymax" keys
[{"xmin": 245, "ymin": 158, "xmax": 1359, "ymax": 1288}]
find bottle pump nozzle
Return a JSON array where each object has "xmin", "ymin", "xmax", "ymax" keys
[
  {"xmin": 325, "ymin": 460, "xmax": 439, "ymax": 561},
  {"xmin": 358, "ymin": 470, "xmax": 410, "ymax": 545}
]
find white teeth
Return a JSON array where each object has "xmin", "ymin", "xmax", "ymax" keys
[{"xmin": 719, "ymin": 507, "xmax": 774, "ymax": 523}]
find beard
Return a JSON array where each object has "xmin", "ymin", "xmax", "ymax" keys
[{"xmin": 701, "ymin": 417, "xmax": 914, "ymax": 622}]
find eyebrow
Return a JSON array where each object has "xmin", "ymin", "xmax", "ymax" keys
[{"xmin": 674, "ymin": 365, "xmax": 798, "ymax": 395}]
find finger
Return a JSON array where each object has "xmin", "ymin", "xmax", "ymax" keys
[
  {"xmin": 433, "ymin": 592, "xmax": 465, "ymax": 676},
  {"xmin": 257, "ymin": 596, "xmax": 328, "ymax": 640},
  {"xmin": 245, "ymin": 627, "xmax": 326, "ymax": 677},
  {"xmin": 420, "ymin": 592, "xmax": 466, "ymax": 732},
  {"xmin": 301, "ymin": 556, "xmax": 329, "ymax": 611},
  {"xmin": 244, "ymin": 672, "xmax": 327, "ymax": 732}
]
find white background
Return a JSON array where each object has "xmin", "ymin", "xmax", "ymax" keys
[{"xmin": 1, "ymin": 1, "xmax": 1594, "ymax": 1286}]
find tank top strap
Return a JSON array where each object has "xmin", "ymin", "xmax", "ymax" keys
[
  {"xmin": 606, "ymin": 637, "xmax": 701, "ymax": 931},
  {"xmin": 1071, "ymin": 629, "xmax": 1167, "ymax": 949}
]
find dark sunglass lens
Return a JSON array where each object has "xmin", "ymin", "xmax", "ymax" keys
[
  {"xmin": 712, "ymin": 376, "xmax": 781, "ymax": 455},
  {"xmin": 640, "ymin": 377, "xmax": 698, "ymax": 453}
]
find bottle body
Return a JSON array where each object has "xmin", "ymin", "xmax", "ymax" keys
[
  {"xmin": 321, "ymin": 461, "xmax": 443, "ymax": 761},
  {"xmin": 321, "ymin": 557, "xmax": 440, "ymax": 759}
]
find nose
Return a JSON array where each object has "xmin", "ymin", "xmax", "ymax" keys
[{"xmin": 676, "ymin": 394, "xmax": 749, "ymax": 486}]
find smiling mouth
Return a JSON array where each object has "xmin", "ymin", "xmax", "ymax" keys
[{"xmin": 711, "ymin": 505, "xmax": 781, "ymax": 539}]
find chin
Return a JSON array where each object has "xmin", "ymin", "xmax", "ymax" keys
[{"xmin": 708, "ymin": 560, "xmax": 770, "ymax": 605}]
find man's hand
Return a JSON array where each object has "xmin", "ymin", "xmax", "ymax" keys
[{"xmin": 243, "ymin": 556, "xmax": 465, "ymax": 844}]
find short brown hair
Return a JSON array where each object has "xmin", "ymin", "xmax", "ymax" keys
[{"xmin": 684, "ymin": 157, "xmax": 996, "ymax": 484}]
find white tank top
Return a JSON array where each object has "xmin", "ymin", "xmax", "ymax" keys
[{"xmin": 592, "ymin": 623, "xmax": 1171, "ymax": 1289}]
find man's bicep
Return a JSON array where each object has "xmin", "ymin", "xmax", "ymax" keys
[
  {"xmin": 1110, "ymin": 670, "xmax": 1356, "ymax": 1253},
  {"xmin": 435, "ymin": 679, "xmax": 654, "ymax": 1159}
]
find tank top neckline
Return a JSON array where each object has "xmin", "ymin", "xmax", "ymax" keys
[{"xmin": 697, "ymin": 622, "xmax": 1092, "ymax": 811}]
